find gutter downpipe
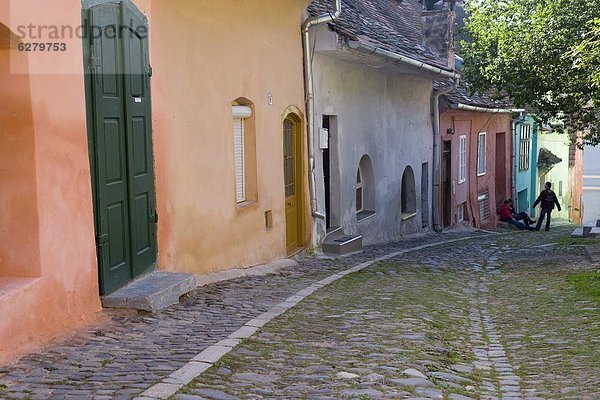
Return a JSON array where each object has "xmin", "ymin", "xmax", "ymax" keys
[
  {"xmin": 512, "ymin": 112, "xmax": 525, "ymax": 207},
  {"xmin": 347, "ymin": 40, "xmax": 460, "ymax": 80},
  {"xmin": 432, "ymin": 84, "xmax": 456, "ymax": 233},
  {"xmin": 302, "ymin": 0, "xmax": 341, "ymax": 221},
  {"xmin": 451, "ymin": 103, "xmax": 525, "ymax": 114}
]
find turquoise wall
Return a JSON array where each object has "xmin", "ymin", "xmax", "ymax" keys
[{"xmin": 514, "ymin": 115, "xmax": 539, "ymax": 217}]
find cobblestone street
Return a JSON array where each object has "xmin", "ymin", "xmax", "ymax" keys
[{"xmin": 1, "ymin": 226, "xmax": 599, "ymax": 399}]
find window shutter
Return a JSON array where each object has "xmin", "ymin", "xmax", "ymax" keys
[
  {"xmin": 459, "ymin": 135, "xmax": 467, "ymax": 182},
  {"xmin": 233, "ymin": 118, "xmax": 245, "ymax": 203}
]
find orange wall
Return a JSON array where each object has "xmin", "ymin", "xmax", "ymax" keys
[
  {"xmin": 0, "ymin": 29, "xmax": 41, "ymax": 278},
  {"xmin": 0, "ymin": 1, "xmax": 101, "ymax": 364},
  {"xmin": 148, "ymin": 0, "xmax": 311, "ymax": 274}
]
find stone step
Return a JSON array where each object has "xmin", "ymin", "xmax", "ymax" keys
[
  {"xmin": 496, "ymin": 220, "xmax": 519, "ymax": 230},
  {"xmin": 101, "ymin": 271, "xmax": 197, "ymax": 312},
  {"xmin": 322, "ymin": 234, "xmax": 363, "ymax": 256},
  {"xmin": 571, "ymin": 227, "xmax": 586, "ymax": 238},
  {"xmin": 589, "ymin": 227, "xmax": 600, "ymax": 238}
]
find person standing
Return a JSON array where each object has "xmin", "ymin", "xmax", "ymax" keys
[{"xmin": 533, "ymin": 182, "xmax": 561, "ymax": 231}]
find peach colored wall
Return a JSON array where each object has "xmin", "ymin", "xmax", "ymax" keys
[
  {"xmin": 148, "ymin": 0, "xmax": 311, "ymax": 274},
  {"xmin": 0, "ymin": 27, "xmax": 41, "ymax": 278},
  {"xmin": 440, "ymin": 110, "xmax": 512, "ymax": 228},
  {"xmin": 0, "ymin": 1, "xmax": 101, "ymax": 364}
]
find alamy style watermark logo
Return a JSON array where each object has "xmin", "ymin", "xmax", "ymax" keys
[{"xmin": 6, "ymin": 0, "xmax": 151, "ymax": 75}]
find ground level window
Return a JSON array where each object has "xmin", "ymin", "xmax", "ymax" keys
[
  {"xmin": 457, "ymin": 202, "xmax": 466, "ymax": 222},
  {"xmin": 356, "ymin": 168, "xmax": 363, "ymax": 213}
]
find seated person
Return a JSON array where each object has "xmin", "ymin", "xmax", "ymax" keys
[
  {"xmin": 498, "ymin": 200, "xmax": 534, "ymax": 231},
  {"xmin": 507, "ymin": 198, "xmax": 535, "ymax": 226}
]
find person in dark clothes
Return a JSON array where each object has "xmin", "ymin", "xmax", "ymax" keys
[
  {"xmin": 507, "ymin": 198, "xmax": 535, "ymax": 226},
  {"xmin": 533, "ymin": 182, "xmax": 561, "ymax": 231},
  {"xmin": 498, "ymin": 200, "xmax": 535, "ymax": 231}
]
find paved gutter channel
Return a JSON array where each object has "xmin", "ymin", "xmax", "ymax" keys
[{"xmin": 0, "ymin": 229, "xmax": 496, "ymax": 400}]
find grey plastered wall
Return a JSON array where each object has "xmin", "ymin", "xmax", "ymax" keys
[{"xmin": 312, "ymin": 52, "xmax": 434, "ymax": 246}]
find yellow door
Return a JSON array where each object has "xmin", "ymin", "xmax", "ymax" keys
[{"xmin": 283, "ymin": 117, "xmax": 301, "ymax": 253}]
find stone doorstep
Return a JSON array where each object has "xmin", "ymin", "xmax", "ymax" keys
[
  {"xmin": 101, "ymin": 259, "xmax": 299, "ymax": 313},
  {"xmin": 101, "ymin": 271, "xmax": 197, "ymax": 312}
]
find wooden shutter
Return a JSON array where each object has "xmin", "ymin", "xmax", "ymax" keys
[
  {"xmin": 233, "ymin": 118, "xmax": 245, "ymax": 203},
  {"xmin": 459, "ymin": 135, "xmax": 467, "ymax": 182}
]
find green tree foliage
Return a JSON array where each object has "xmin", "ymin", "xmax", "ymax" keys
[{"xmin": 461, "ymin": 0, "xmax": 600, "ymax": 145}]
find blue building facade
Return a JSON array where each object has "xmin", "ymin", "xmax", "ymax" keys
[{"xmin": 513, "ymin": 115, "xmax": 539, "ymax": 217}]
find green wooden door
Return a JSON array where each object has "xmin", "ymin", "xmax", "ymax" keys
[{"xmin": 86, "ymin": 1, "xmax": 157, "ymax": 295}]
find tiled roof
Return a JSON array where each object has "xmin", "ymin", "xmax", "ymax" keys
[
  {"xmin": 434, "ymin": 80, "xmax": 514, "ymax": 110},
  {"xmin": 307, "ymin": 0, "xmax": 449, "ymax": 70}
]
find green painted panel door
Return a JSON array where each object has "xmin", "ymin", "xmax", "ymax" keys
[{"xmin": 87, "ymin": 2, "xmax": 157, "ymax": 295}]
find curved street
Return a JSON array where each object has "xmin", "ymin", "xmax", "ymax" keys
[{"xmin": 1, "ymin": 226, "xmax": 599, "ymax": 399}]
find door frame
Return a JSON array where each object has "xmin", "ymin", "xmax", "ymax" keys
[
  {"xmin": 82, "ymin": 0, "xmax": 157, "ymax": 294},
  {"xmin": 282, "ymin": 106, "xmax": 305, "ymax": 254}
]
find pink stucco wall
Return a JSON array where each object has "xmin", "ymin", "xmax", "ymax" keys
[
  {"xmin": 440, "ymin": 109, "xmax": 513, "ymax": 229},
  {"xmin": 0, "ymin": 1, "xmax": 101, "ymax": 364}
]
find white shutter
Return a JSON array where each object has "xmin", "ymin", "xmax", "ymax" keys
[
  {"xmin": 233, "ymin": 118, "xmax": 245, "ymax": 203},
  {"xmin": 459, "ymin": 135, "xmax": 467, "ymax": 183}
]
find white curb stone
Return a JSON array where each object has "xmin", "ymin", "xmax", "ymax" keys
[{"xmin": 136, "ymin": 233, "xmax": 493, "ymax": 399}]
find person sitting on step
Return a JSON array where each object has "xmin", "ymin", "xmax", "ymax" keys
[
  {"xmin": 507, "ymin": 198, "xmax": 535, "ymax": 226},
  {"xmin": 498, "ymin": 200, "xmax": 535, "ymax": 231}
]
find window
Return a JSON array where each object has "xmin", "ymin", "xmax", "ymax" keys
[
  {"xmin": 477, "ymin": 132, "xmax": 487, "ymax": 176},
  {"xmin": 457, "ymin": 202, "xmax": 466, "ymax": 222},
  {"xmin": 478, "ymin": 192, "xmax": 491, "ymax": 225},
  {"xmin": 459, "ymin": 135, "xmax": 467, "ymax": 183},
  {"xmin": 401, "ymin": 166, "xmax": 417, "ymax": 215},
  {"xmin": 520, "ymin": 124, "xmax": 531, "ymax": 170},
  {"xmin": 356, "ymin": 155, "xmax": 375, "ymax": 220},
  {"xmin": 559, "ymin": 180, "xmax": 563, "ymax": 197},
  {"xmin": 283, "ymin": 118, "xmax": 295, "ymax": 198},
  {"xmin": 233, "ymin": 115, "xmax": 247, "ymax": 202},
  {"xmin": 355, "ymin": 169, "xmax": 363, "ymax": 213},
  {"xmin": 231, "ymin": 99, "xmax": 257, "ymax": 204}
]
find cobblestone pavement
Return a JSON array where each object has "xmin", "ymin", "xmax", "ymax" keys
[
  {"xmin": 173, "ymin": 225, "xmax": 599, "ymax": 400},
  {"xmin": 0, "ymin": 230, "xmax": 489, "ymax": 399}
]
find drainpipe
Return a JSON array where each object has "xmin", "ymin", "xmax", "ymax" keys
[
  {"xmin": 302, "ymin": 0, "xmax": 341, "ymax": 220},
  {"xmin": 512, "ymin": 112, "xmax": 524, "ymax": 206},
  {"xmin": 347, "ymin": 41, "xmax": 460, "ymax": 80},
  {"xmin": 431, "ymin": 82, "xmax": 456, "ymax": 232}
]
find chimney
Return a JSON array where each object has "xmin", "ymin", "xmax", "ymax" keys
[{"xmin": 421, "ymin": 0, "xmax": 456, "ymax": 70}]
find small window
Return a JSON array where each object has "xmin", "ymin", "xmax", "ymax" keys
[
  {"xmin": 457, "ymin": 202, "xmax": 465, "ymax": 222},
  {"xmin": 459, "ymin": 135, "xmax": 467, "ymax": 183},
  {"xmin": 232, "ymin": 114, "xmax": 247, "ymax": 203},
  {"xmin": 356, "ymin": 154, "xmax": 375, "ymax": 220},
  {"xmin": 559, "ymin": 180, "xmax": 563, "ymax": 197},
  {"xmin": 356, "ymin": 169, "xmax": 363, "ymax": 213},
  {"xmin": 520, "ymin": 124, "xmax": 531, "ymax": 171},
  {"xmin": 401, "ymin": 166, "xmax": 417, "ymax": 215},
  {"xmin": 231, "ymin": 99, "xmax": 257, "ymax": 204},
  {"xmin": 477, "ymin": 132, "xmax": 487, "ymax": 176},
  {"xmin": 478, "ymin": 192, "xmax": 491, "ymax": 225}
]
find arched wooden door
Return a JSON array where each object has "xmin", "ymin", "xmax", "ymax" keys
[{"xmin": 283, "ymin": 116, "xmax": 304, "ymax": 254}]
